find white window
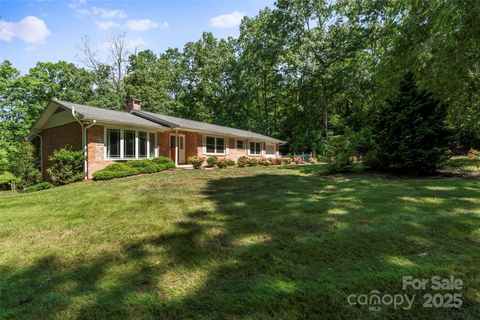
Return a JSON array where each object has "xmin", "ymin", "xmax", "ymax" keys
[
  {"xmin": 236, "ymin": 139, "xmax": 244, "ymax": 149},
  {"xmin": 266, "ymin": 144, "xmax": 275, "ymax": 155},
  {"xmin": 106, "ymin": 129, "xmax": 120, "ymax": 158},
  {"xmin": 149, "ymin": 133, "xmax": 156, "ymax": 158},
  {"xmin": 124, "ymin": 130, "xmax": 136, "ymax": 158},
  {"xmin": 249, "ymin": 142, "xmax": 262, "ymax": 155},
  {"xmin": 105, "ymin": 128, "xmax": 157, "ymax": 160},
  {"xmin": 204, "ymin": 136, "xmax": 225, "ymax": 154}
]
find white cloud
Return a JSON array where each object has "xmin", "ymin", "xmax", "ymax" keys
[
  {"xmin": 77, "ymin": 6, "xmax": 127, "ymax": 19},
  {"xmin": 0, "ymin": 16, "xmax": 51, "ymax": 44},
  {"xmin": 97, "ymin": 21, "xmax": 120, "ymax": 30},
  {"xmin": 125, "ymin": 19, "xmax": 158, "ymax": 31},
  {"xmin": 124, "ymin": 37, "xmax": 146, "ymax": 50},
  {"xmin": 209, "ymin": 11, "xmax": 245, "ymax": 28}
]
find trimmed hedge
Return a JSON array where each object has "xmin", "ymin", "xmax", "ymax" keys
[
  {"xmin": 93, "ymin": 157, "xmax": 174, "ymax": 181},
  {"xmin": 25, "ymin": 182, "xmax": 53, "ymax": 193}
]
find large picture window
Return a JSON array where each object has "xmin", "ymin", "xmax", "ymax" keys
[
  {"xmin": 105, "ymin": 128, "xmax": 156, "ymax": 160},
  {"xmin": 106, "ymin": 129, "xmax": 120, "ymax": 158},
  {"xmin": 124, "ymin": 130, "xmax": 136, "ymax": 158},
  {"xmin": 205, "ymin": 136, "xmax": 225, "ymax": 154},
  {"xmin": 249, "ymin": 142, "xmax": 262, "ymax": 155},
  {"xmin": 138, "ymin": 131, "xmax": 147, "ymax": 158}
]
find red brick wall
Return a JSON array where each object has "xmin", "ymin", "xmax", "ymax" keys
[
  {"xmin": 41, "ymin": 121, "xmax": 82, "ymax": 180},
  {"xmin": 86, "ymin": 125, "xmax": 112, "ymax": 179}
]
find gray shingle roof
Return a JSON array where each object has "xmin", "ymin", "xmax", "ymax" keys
[
  {"xmin": 133, "ymin": 110, "xmax": 285, "ymax": 143},
  {"xmin": 53, "ymin": 100, "xmax": 164, "ymax": 129},
  {"xmin": 52, "ymin": 100, "xmax": 284, "ymax": 143}
]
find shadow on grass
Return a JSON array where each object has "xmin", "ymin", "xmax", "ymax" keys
[{"xmin": 1, "ymin": 170, "xmax": 480, "ymax": 319}]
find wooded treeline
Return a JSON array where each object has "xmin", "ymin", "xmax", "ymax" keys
[{"xmin": 1, "ymin": 0, "xmax": 479, "ymax": 153}]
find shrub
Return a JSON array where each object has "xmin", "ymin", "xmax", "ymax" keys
[
  {"xmin": 467, "ymin": 149, "xmax": 479, "ymax": 159},
  {"xmin": 293, "ymin": 157, "xmax": 303, "ymax": 164},
  {"xmin": 271, "ymin": 158, "xmax": 282, "ymax": 165},
  {"xmin": 374, "ymin": 72, "xmax": 451, "ymax": 175},
  {"xmin": 363, "ymin": 149, "xmax": 383, "ymax": 170},
  {"xmin": 93, "ymin": 157, "xmax": 174, "ymax": 181},
  {"xmin": 281, "ymin": 157, "xmax": 292, "ymax": 165},
  {"xmin": 320, "ymin": 135, "xmax": 356, "ymax": 174},
  {"xmin": 249, "ymin": 158, "xmax": 258, "ymax": 166},
  {"xmin": 308, "ymin": 157, "xmax": 317, "ymax": 164},
  {"xmin": 151, "ymin": 156, "xmax": 175, "ymax": 168},
  {"xmin": 25, "ymin": 182, "xmax": 53, "ymax": 193},
  {"xmin": 216, "ymin": 158, "xmax": 228, "ymax": 169},
  {"xmin": 187, "ymin": 156, "xmax": 205, "ymax": 169},
  {"xmin": 47, "ymin": 147, "xmax": 85, "ymax": 185},
  {"xmin": 8, "ymin": 141, "xmax": 41, "ymax": 190},
  {"xmin": 0, "ymin": 171, "xmax": 19, "ymax": 190},
  {"xmin": 226, "ymin": 159, "xmax": 235, "ymax": 167},
  {"xmin": 258, "ymin": 158, "xmax": 270, "ymax": 166},
  {"xmin": 237, "ymin": 156, "xmax": 250, "ymax": 167},
  {"xmin": 206, "ymin": 156, "xmax": 218, "ymax": 167}
]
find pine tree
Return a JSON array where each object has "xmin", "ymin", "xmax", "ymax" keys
[{"xmin": 375, "ymin": 72, "xmax": 450, "ymax": 175}]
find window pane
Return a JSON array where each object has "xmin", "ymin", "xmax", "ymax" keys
[
  {"xmin": 206, "ymin": 136, "xmax": 215, "ymax": 153},
  {"xmin": 170, "ymin": 135, "xmax": 176, "ymax": 148},
  {"xmin": 139, "ymin": 132, "xmax": 147, "ymax": 158},
  {"xmin": 236, "ymin": 140, "xmax": 243, "ymax": 149},
  {"xmin": 266, "ymin": 144, "xmax": 275, "ymax": 154},
  {"xmin": 249, "ymin": 142, "xmax": 255, "ymax": 154},
  {"xmin": 107, "ymin": 129, "xmax": 120, "ymax": 158},
  {"xmin": 216, "ymin": 138, "xmax": 224, "ymax": 153},
  {"xmin": 124, "ymin": 130, "xmax": 136, "ymax": 158},
  {"xmin": 256, "ymin": 142, "xmax": 261, "ymax": 154},
  {"xmin": 149, "ymin": 133, "xmax": 156, "ymax": 157}
]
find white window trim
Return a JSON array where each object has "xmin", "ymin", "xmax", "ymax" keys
[
  {"xmin": 248, "ymin": 141, "xmax": 263, "ymax": 156},
  {"xmin": 104, "ymin": 127, "xmax": 157, "ymax": 160},
  {"xmin": 203, "ymin": 135, "xmax": 227, "ymax": 155}
]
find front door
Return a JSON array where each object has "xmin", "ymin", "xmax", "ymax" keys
[{"xmin": 170, "ymin": 134, "xmax": 186, "ymax": 164}]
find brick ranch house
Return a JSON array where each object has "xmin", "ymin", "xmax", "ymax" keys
[{"xmin": 28, "ymin": 99, "xmax": 285, "ymax": 180}]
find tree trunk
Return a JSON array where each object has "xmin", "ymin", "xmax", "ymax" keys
[{"xmin": 322, "ymin": 75, "xmax": 328, "ymax": 138}]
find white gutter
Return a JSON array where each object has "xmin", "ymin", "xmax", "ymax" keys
[{"xmin": 72, "ymin": 107, "xmax": 96, "ymax": 179}]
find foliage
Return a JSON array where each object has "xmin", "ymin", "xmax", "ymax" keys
[
  {"xmin": 440, "ymin": 157, "xmax": 480, "ymax": 173},
  {"xmin": 226, "ymin": 159, "xmax": 235, "ymax": 167},
  {"xmin": 24, "ymin": 182, "xmax": 53, "ymax": 193},
  {"xmin": 8, "ymin": 142, "xmax": 41, "ymax": 190},
  {"xmin": 363, "ymin": 149, "xmax": 382, "ymax": 171},
  {"xmin": 187, "ymin": 156, "xmax": 205, "ymax": 169},
  {"xmin": 258, "ymin": 158, "xmax": 270, "ymax": 166},
  {"xmin": 93, "ymin": 157, "xmax": 174, "ymax": 180},
  {"xmin": 308, "ymin": 158, "xmax": 317, "ymax": 164},
  {"xmin": 0, "ymin": 171, "xmax": 19, "ymax": 190},
  {"xmin": 47, "ymin": 147, "xmax": 85, "ymax": 185},
  {"xmin": 215, "ymin": 158, "xmax": 228, "ymax": 169},
  {"xmin": 206, "ymin": 156, "xmax": 218, "ymax": 167},
  {"xmin": 248, "ymin": 158, "xmax": 258, "ymax": 167},
  {"xmin": 237, "ymin": 156, "xmax": 250, "ymax": 167},
  {"xmin": 374, "ymin": 73, "xmax": 451, "ymax": 175},
  {"xmin": 320, "ymin": 136, "xmax": 356, "ymax": 174},
  {"xmin": 281, "ymin": 157, "xmax": 292, "ymax": 165}
]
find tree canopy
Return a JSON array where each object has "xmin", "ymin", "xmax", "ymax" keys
[{"xmin": 1, "ymin": 0, "xmax": 479, "ymax": 153}]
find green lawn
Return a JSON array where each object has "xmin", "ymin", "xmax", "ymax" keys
[{"xmin": 1, "ymin": 165, "xmax": 479, "ymax": 319}]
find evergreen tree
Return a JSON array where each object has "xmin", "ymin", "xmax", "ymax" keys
[{"xmin": 375, "ymin": 72, "xmax": 450, "ymax": 175}]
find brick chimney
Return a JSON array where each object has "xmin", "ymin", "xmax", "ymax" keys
[{"xmin": 125, "ymin": 98, "xmax": 141, "ymax": 112}]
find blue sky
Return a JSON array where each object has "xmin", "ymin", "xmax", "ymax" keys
[{"xmin": 0, "ymin": 0, "xmax": 274, "ymax": 73}]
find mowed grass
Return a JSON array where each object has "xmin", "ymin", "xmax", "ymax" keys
[{"xmin": 1, "ymin": 165, "xmax": 480, "ymax": 319}]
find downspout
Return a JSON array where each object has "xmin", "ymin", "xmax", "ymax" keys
[
  {"xmin": 175, "ymin": 129, "xmax": 179, "ymax": 167},
  {"xmin": 72, "ymin": 107, "xmax": 96, "ymax": 179}
]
